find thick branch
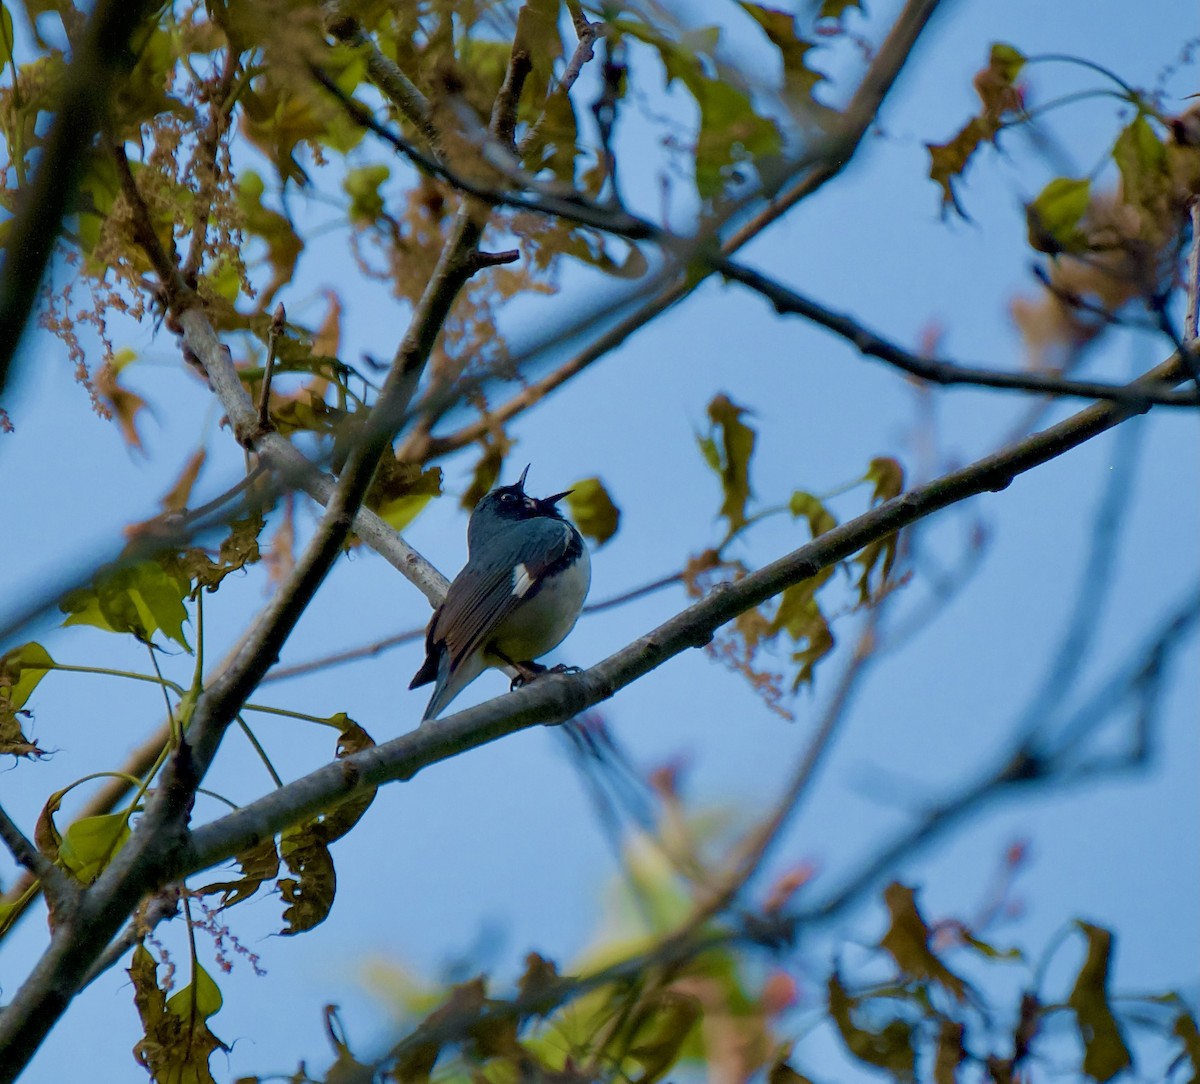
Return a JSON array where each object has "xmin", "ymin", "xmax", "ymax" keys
[
  {"xmin": 182, "ymin": 350, "xmax": 1191, "ymax": 884},
  {"xmin": 0, "ymin": 118, "xmax": 490, "ymax": 1084}
]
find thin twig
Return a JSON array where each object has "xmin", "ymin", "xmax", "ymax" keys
[
  {"xmin": 417, "ymin": 0, "xmax": 962, "ymax": 457},
  {"xmin": 323, "ymin": 5, "xmax": 439, "ymax": 148},
  {"xmin": 719, "ymin": 258, "xmax": 1200, "ymax": 407},
  {"xmin": 1186, "ymin": 198, "xmax": 1200, "ymax": 342},
  {"xmin": 257, "ymin": 303, "xmax": 286, "ymax": 429}
]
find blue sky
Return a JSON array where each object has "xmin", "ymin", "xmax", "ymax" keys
[{"xmin": 0, "ymin": 0, "xmax": 1196, "ymax": 1080}]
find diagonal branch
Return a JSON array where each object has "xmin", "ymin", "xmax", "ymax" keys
[
  {"xmin": 419, "ymin": 0, "xmax": 948, "ymax": 458},
  {"xmin": 181, "ymin": 348, "xmax": 1192, "ymax": 886},
  {"xmin": 0, "ymin": 806, "xmax": 74, "ymax": 912},
  {"xmin": 0, "ymin": 99, "xmax": 497, "ymax": 1084}
]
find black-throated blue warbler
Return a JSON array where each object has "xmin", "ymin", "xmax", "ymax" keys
[{"xmin": 410, "ymin": 467, "xmax": 591, "ymax": 720}]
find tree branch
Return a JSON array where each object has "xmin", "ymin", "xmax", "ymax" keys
[
  {"xmin": 181, "ymin": 349, "xmax": 1191, "ymax": 886},
  {"xmin": 799, "ymin": 583, "xmax": 1200, "ymax": 925},
  {"xmin": 323, "ymin": 4, "xmax": 439, "ymax": 148},
  {"xmin": 419, "ymin": 0, "xmax": 949, "ymax": 457},
  {"xmin": 0, "ymin": 0, "xmax": 162, "ymax": 399},
  {"xmin": 0, "ymin": 105, "xmax": 496, "ymax": 1084},
  {"xmin": 718, "ymin": 258, "xmax": 1200, "ymax": 406},
  {"xmin": 0, "ymin": 807, "xmax": 74, "ymax": 912}
]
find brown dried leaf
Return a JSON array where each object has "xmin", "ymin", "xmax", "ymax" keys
[{"xmin": 878, "ymin": 883, "xmax": 968, "ymax": 1001}]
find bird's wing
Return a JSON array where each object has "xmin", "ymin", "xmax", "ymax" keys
[{"xmin": 432, "ymin": 519, "xmax": 577, "ymax": 671}]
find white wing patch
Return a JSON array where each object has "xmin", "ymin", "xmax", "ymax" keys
[{"xmin": 512, "ymin": 561, "xmax": 535, "ymax": 597}]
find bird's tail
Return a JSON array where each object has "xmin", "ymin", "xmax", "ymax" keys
[{"xmin": 420, "ymin": 651, "xmax": 487, "ymax": 722}]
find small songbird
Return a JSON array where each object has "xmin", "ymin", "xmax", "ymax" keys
[{"xmin": 410, "ymin": 466, "xmax": 591, "ymax": 721}]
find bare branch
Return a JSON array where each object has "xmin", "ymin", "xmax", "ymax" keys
[
  {"xmin": 257, "ymin": 303, "xmax": 286, "ymax": 429},
  {"xmin": 801, "ymin": 584, "xmax": 1200, "ymax": 924},
  {"xmin": 718, "ymin": 258, "xmax": 1200, "ymax": 407},
  {"xmin": 1187, "ymin": 199, "xmax": 1200, "ymax": 342}
]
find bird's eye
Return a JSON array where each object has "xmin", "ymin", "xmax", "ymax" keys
[{"xmin": 499, "ymin": 492, "xmax": 515, "ymax": 503}]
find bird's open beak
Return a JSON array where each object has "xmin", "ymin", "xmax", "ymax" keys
[
  {"xmin": 516, "ymin": 464, "xmax": 531, "ymax": 492},
  {"xmin": 544, "ymin": 489, "xmax": 573, "ymax": 506}
]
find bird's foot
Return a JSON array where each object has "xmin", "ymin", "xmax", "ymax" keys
[
  {"xmin": 509, "ymin": 661, "xmax": 547, "ymax": 691},
  {"xmin": 508, "ymin": 662, "xmax": 583, "ymax": 691}
]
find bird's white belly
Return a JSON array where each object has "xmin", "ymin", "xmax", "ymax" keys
[{"xmin": 491, "ymin": 548, "xmax": 590, "ymax": 661}]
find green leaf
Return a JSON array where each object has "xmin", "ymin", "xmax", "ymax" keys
[
  {"xmin": 1068, "ymin": 922, "xmax": 1132, "ymax": 1082},
  {"xmin": 623, "ymin": 991, "xmax": 702, "ymax": 1084},
  {"xmin": 0, "ymin": 4, "xmax": 15, "ymax": 72},
  {"xmin": 131, "ymin": 946, "xmax": 227, "ymax": 1084},
  {"xmin": 768, "ymin": 1058, "xmax": 815, "ymax": 1084},
  {"xmin": 984, "ymin": 43, "xmax": 1026, "ymax": 90},
  {"xmin": 513, "ymin": 0, "xmax": 564, "ymax": 109},
  {"xmin": 60, "ymin": 559, "xmax": 192, "ymax": 650},
  {"xmin": 183, "ymin": 512, "xmax": 267, "ymax": 595},
  {"xmin": 1113, "ymin": 113, "xmax": 1169, "ymax": 217},
  {"xmin": 462, "ymin": 438, "xmax": 512, "ymax": 510},
  {"xmin": 565, "ymin": 477, "xmax": 621, "ymax": 546},
  {"xmin": 239, "ymin": 45, "xmax": 366, "ymax": 184},
  {"xmin": 0, "ymin": 641, "xmax": 54, "ymax": 712},
  {"xmin": 789, "ymin": 491, "xmax": 837, "ymax": 537},
  {"xmin": 818, "ymin": 0, "xmax": 865, "ymax": 18},
  {"xmin": 933, "ymin": 1020, "xmax": 966, "ymax": 1084},
  {"xmin": 699, "ymin": 393, "xmax": 756, "ymax": 531},
  {"xmin": 853, "ymin": 457, "xmax": 905, "ymax": 603},
  {"xmin": 1173, "ymin": 1009, "xmax": 1200, "ymax": 1084},
  {"xmin": 58, "ymin": 811, "xmax": 132, "ymax": 884},
  {"xmin": 770, "ymin": 567, "xmax": 836, "ymax": 689},
  {"xmin": 616, "ymin": 17, "xmax": 781, "ymax": 200},
  {"xmin": 343, "ymin": 163, "xmax": 390, "ymax": 227},
  {"xmin": 865, "ymin": 456, "xmax": 905, "ymax": 503},
  {"xmin": 1026, "ymin": 177, "xmax": 1091, "ymax": 254},
  {"xmin": 278, "ymin": 825, "xmax": 336, "ymax": 936},
  {"xmin": 167, "ymin": 961, "xmax": 224, "ymax": 1020},
  {"xmin": 366, "ymin": 463, "xmax": 442, "ymax": 531},
  {"xmin": 236, "ymin": 170, "xmax": 304, "ymax": 285},
  {"xmin": 926, "ymin": 43, "xmax": 1025, "ymax": 216}
]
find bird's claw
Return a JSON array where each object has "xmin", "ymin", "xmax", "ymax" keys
[{"xmin": 509, "ymin": 662, "xmax": 582, "ymax": 691}]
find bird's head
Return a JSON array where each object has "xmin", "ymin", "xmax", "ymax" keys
[{"xmin": 467, "ymin": 465, "xmax": 572, "ymax": 551}]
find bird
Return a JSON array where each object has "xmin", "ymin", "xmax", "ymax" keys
[{"xmin": 409, "ymin": 466, "xmax": 591, "ymax": 721}]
